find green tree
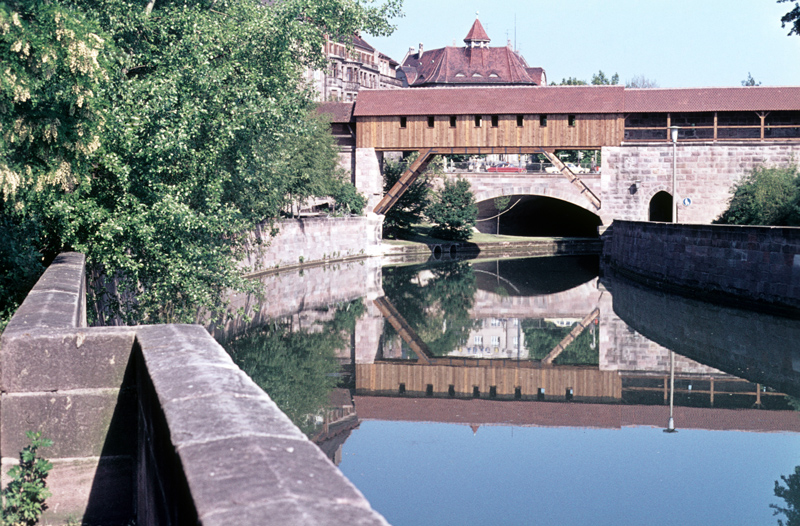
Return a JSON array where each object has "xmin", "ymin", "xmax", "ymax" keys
[
  {"xmin": 426, "ymin": 178, "xmax": 477, "ymax": 241},
  {"xmin": 772, "ymin": 466, "xmax": 800, "ymax": 526},
  {"xmin": 381, "ymin": 154, "xmax": 431, "ymax": 238},
  {"xmin": 522, "ymin": 319, "xmax": 598, "ymax": 365},
  {"xmin": 742, "ymin": 72, "xmax": 761, "ymax": 86},
  {"xmin": 559, "ymin": 77, "xmax": 587, "ymax": 86},
  {"xmin": 715, "ymin": 166, "xmax": 800, "ymax": 226},
  {"xmin": 591, "ymin": 70, "xmax": 620, "ymax": 85},
  {"xmin": 1, "ymin": 0, "xmax": 400, "ymax": 326},
  {"xmin": 780, "ymin": 0, "xmax": 800, "ymax": 36}
]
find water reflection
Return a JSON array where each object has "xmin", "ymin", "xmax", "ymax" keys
[{"xmin": 218, "ymin": 255, "xmax": 800, "ymax": 525}]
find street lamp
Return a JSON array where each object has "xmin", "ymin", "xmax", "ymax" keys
[
  {"xmin": 664, "ymin": 350, "xmax": 677, "ymax": 433},
  {"xmin": 670, "ymin": 126, "xmax": 680, "ymax": 223}
]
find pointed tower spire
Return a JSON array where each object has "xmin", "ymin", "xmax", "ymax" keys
[{"xmin": 464, "ymin": 16, "xmax": 490, "ymax": 48}]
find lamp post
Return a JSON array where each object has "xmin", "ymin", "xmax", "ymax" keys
[
  {"xmin": 670, "ymin": 126, "xmax": 680, "ymax": 223},
  {"xmin": 664, "ymin": 350, "xmax": 677, "ymax": 433}
]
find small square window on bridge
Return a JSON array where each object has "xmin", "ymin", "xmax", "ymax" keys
[
  {"xmin": 475, "ymin": 115, "xmax": 482, "ymax": 127},
  {"xmin": 427, "ymin": 116, "xmax": 435, "ymax": 128},
  {"xmin": 426, "ymin": 384, "xmax": 434, "ymax": 396},
  {"xmin": 491, "ymin": 115, "xmax": 499, "ymax": 127},
  {"xmin": 539, "ymin": 115, "xmax": 547, "ymax": 127},
  {"xmin": 569, "ymin": 115, "xmax": 576, "ymax": 127},
  {"xmin": 450, "ymin": 115, "xmax": 457, "ymax": 127},
  {"xmin": 517, "ymin": 115, "xmax": 524, "ymax": 127},
  {"xmin": 400, "ymin": 116, "xmax": 407, "ymax": 128},
  {"xmin": 473, "ymin": 386, "xmax": 481, "ymax": 398}
]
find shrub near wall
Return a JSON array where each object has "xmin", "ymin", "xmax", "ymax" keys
[{"xmin": 606, "ymin": 220, "xmax": 800, "ymax": 311}]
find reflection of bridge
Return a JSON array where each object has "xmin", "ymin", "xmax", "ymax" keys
[
  {"xmin": 330, "ymin": 86, "xmax": 800, "ymax": 224},
  {"xmin": 353, "ymin": 396, "xmax": 800, "ymax": 433}
]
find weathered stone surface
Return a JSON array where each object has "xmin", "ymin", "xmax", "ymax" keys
[
  {"xmin": 201, "ymin": 498, "xmax": 391, "ymax": 526},
  {"xmin": 3, "ymin": 252, "xmax": 86, "ymax": 332},
  {"xmin": 1, "ymin": 389, "xmax": 122, "ymax": 458},
  {"xmin": 0, "ymin": 328, "xmax": 135, "ymax": 392}
]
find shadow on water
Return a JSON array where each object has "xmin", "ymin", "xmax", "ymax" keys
[{"xmin": 604, "ymin": 273, "xmax": 800, "ymax": 398}]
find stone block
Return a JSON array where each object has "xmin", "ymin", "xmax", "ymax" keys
[{"xmin": 0, "ymin": 328, "xmax": 135, "ymax": 392}]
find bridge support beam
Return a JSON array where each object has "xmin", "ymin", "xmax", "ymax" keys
[{"xmin": 354, "ymin": 147, "xmax": 384, "ymax": 213}]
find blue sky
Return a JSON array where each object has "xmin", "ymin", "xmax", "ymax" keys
[{"xmin": 367, "ymin": 0, "xmax": 800, "ymax": 88}]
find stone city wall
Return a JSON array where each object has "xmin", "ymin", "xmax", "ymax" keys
[
  {"xmin": 606, "ymin": 220, "xmax": 800, "ymax": 311},
  {"xmin": 240, "ymin": 215, "xmax": 383, "ymax": 274},
  {"xmin": 601, "ymin": 142, "xmax": 800, "ymax": 224}
]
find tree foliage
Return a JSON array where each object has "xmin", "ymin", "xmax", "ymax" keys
[
  {"xmin": 381, "ymin": 154, "xmax": 430, "ymax": 238},
  {"xmin": 225, "ymin": 300, "xmax": 364, "ymax": 436},
  {"xmin": 426, "ymin": 178, "xmax": 477, "ymax": 242},
  {"xmin": 522, "ymin": 319, "xmax": 598, "ymax": 365},
  {"xmin": 773, "ymin": 465, "xmax": 800, "ymax": 526},
  {"xmin": 1, "ymin": 431, "xmax": 53, "ymax": 526},
  {"xmin": 780, "ymin": 0, "xmax": 800, "ymax": 36},
  {"xmin": 0, "ymin": 0, "xmax": 398, "ymax": 326},
  {"xmin": 591, "ymin": 70, "xmax": 619, "ymax": 85},
  {"xmin": 742, "ymin": 72, "xmax": 761, "ymax": 86},
  {"xmin": 715, "ymin": 166, "xmax": 800, "ymax": 226}
]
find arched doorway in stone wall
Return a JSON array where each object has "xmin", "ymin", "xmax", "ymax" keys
[{"xmin": 649, "ymin": 191, "xmax": 673, "ymax": 222}]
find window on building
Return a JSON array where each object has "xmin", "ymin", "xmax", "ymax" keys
[
  {"xmin": 491, "ymin": 336, "xmax": 500, "ymax": 346},
  {"xmin": 569, "ymin": 115, "xmax": 576, "ymax": 127},
  {"xmin": 450, "ymin": 115, "xmax": 457, "ymax": 127},
  {"xmin": 475, "ymin": 115, "xmax": 482, "ymax": 127},
  {"xmin": 474, "ymin": 335, "xmax": 483, "ymax": 345},
  {"xmin": 428, "ymin": 116, "xmax": 435, "ymax": 128},
  {"xmin": 517, "ymin": 115, "xmax": 524, "ymax": 127},
  {"xmin": 540, "ymin": 115, "xmax": 548, "ymax": 127},
  {"xmin": 400, "ymin": 116, "xmax": 407, "ymax": 128},
  {"xmin": 491, "ymin": 115, "xmax": 499, "ymax": 127},
  {"xmin": 490, "ymin": 318, "xmax": 501, "ymax": 326}
]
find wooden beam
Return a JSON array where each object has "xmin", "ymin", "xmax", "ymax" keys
[
  {"xmin": 537, "ymin": 149, "xmax": 602, "ymax": 210},
  {"xmin": 373, "ymin": 148, "xmax": 436, "ymax": 215},
  {"xmin": 373, "ymin": 296, "xmax": 432, "ymax": 364},
  {"xmin": 542, "ymin": 308, "xmax": 600, "ymax": 365}
]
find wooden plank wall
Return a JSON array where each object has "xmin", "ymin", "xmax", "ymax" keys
[
  {"xmin": 356, "ymin": 363, "xmax": 623, "ymax": 401},
  {"xmin": 355, "ymin": 114, "xmax": 625, "ymax": 150}
]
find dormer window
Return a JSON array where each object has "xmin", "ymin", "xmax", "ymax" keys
[
  {"xmin": 472, "ymin": 72, "xmax": 483, "ymax": 78},
  {"xmin": 489, "ymin": 73, "xmax": 499, "ymax": 78},
  {"xmin": 455, "ymin": 73, "xmax": 466, "ymax": 78}
]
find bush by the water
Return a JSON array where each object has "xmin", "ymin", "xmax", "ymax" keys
[
  {"xmin": 427, "ymin": 178, "xmax": 478, "ymax": 241},
  {"xmin": 716, "ymin": 166, "xmax": 800, "ymax": 226}
]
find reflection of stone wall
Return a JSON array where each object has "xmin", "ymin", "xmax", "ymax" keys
[
  {"xmin": 213, "ymin": 258, "xmax": 382, "ymax": 342},
  {"xmin": 607, "ymin": 274, "xmax": 800, "ymax": 396},
  {"xmin": 355, "ymin": 300, "xmax": 384, "ymax": 364},
  {"xmin": 471, "ymin": 279, "xmax": 602, "ymax": 319}
]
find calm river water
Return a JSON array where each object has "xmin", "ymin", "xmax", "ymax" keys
[{"xmin": 218, "ymin": 254, "xmax": 800, "ymax": 526}]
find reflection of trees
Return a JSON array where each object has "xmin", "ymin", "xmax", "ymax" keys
[
  {"xmin": 225, "ymin": 300, "xmax": 364, "ymax": 436},
  {"xmin": 772, "ymin": 466, "xmax": 800, "ymax": 526},
  {"xmin": 521, "ymin": 320, "xmax": 598, "ymax": 365},
  {"xmin": 382, "ymin": 262, "xmax": 480, "ymax": 357}
]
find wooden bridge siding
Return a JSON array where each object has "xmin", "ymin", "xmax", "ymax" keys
[
  {"xmin": 355, "ymin": 114, "xmax": 625, "ymax": 150},
  {"xmin": 356, "ymin": 363, "xmax": 623, "ymax": 400}
]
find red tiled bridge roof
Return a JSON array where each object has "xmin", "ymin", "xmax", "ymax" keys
[{"xmin": 352, "ymin": 86, "xmax": 800, "ymax": 117}]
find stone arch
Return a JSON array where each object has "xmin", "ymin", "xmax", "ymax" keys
[
  {"xmin": 644, "ymin": 186, "xmax": 673, "ymax": 222},
  {"xmin": 473, "ymin": 185, "xmax": 602, "ymax": 222}
]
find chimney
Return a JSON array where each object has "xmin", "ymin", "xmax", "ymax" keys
[{"xmin": 418, "ymin": 43, "xmax": 424, "ymax": 58}]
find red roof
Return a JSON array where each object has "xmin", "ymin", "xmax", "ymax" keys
[
  {"xmin": 316, "ymin": 102, "xmax": 354, "ymax": 123},
  {"xmin": 624, "ymin": 86, "xmax": 800, "ymax": 112},
  {"xmin": 353, "ymin": 86, "xmax": 625, "ymax": 116},
  {"xmin": 464, "ymin": 18, "xmax": 490, "ymax": 43},
  {"xmin": 352, "ymin": 86, "xmax": 800, "ymax": 117},
  {"xmin": 402, "ymin": 46, "xmax": 542, "ymax": 87},
  {"xmin": 354, "ymin": 396, "xmax": 800, "ymax": 433}
]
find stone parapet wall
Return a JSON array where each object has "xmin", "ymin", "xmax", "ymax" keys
[
  {"xmin": 601, "ymin": 142, "xmax": 800, "ymax": 224},
  {"xmin": 606, "ymin": 220, "xmax": 800, "ymax": 311},
  {"xmin": 241, "ymin": 215, "xmax": 382, "ymax": 274},
  {"xmin": 1, "ymin": 253, "xmax": 389, "ymax": 525}
]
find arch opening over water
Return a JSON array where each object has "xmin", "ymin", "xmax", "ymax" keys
[{"xmin": 476, "ymin": 195, "xmax": 602, "ymax": 237}]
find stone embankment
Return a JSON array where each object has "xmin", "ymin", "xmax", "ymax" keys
[
  {"xmin": 0, "ymin": 253, "xmax": 389, "ymax": 525},
  {"xmin": 605, "ymin": 220, "xmax": 800, "ymax": 313}
]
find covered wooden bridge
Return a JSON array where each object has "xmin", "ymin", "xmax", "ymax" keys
[{"xmin": 326, "ymin": 86, "xmax": 800, "ymax": 216}]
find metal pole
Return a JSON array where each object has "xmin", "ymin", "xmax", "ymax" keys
[
  {"xmin": 672, "ymin": 141, "xmax": 677, "ymax": 223},
  {"xmin": 665, "ymin": 350, "xmax": 677, "ymax": 432}
]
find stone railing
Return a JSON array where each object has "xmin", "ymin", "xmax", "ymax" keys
[
  {"xmin": 604, "ymin": 220, "xmax": 800, "ymax": 313},
  {"xmin": 0, "ymin": 253, "xmax": 389, "ymax": 525}
]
